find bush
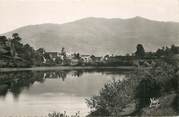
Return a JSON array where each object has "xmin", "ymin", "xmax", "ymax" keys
[
  {"xmin": 86, "ymin": 73, "xmax": 141, "ymax": 116},
  {"xmin": 86, "ymin": 60, "xmax": 178, "ymax": 116},
  {"xmin": 135, "ymin": 77, "xmax": 161, "ymax": 110},
  {"xmin": 48, "ymin": 111, "xmax": 80, "ymax": 117}
]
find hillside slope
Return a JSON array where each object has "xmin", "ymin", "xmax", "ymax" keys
[{"xmin": 3, "ymin": 17, "xmax": 179, "ymax": 55}]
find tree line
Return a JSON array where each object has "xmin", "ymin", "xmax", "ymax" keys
[
  {"xmin": 0, "ymin": 33, "xmax": 49, "ymax": 67},
  {"xmin": 135, "ymin": 44, "xmax": 179, "ymax": 59},
  {"xmin": 0, "ymin": 33, "xmax": 178, "ymax": 67}
]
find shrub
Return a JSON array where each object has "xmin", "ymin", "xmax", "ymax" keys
[
  {"xmin": 86, "ymin": 60, "xmax": 178, "ymax": 116},
  {"xmin": 86, "ymin": 73, "xmax": 142, "ymax": 116},
  {"xmin": 48, "ymin": 111, "xmax": 80, "ymax": 117}
]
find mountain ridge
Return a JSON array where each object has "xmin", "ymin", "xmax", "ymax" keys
[{"xmin": 2, "ymin": 16, "xmax": 179, "ymax": 56}]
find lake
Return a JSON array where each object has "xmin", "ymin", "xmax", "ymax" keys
[{"xmin": 0, "ymin": 69, "xmax": 130, "ymax": 116}]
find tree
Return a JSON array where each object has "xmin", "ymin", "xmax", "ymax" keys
[
  {"xmin": 0, "ymin": 33, "xmax": 49, "ymax": 67},
  {"xmin": 61, "ymin": 47, "xmax": 67, "ymax": 61},
  {"xmin": 21, "ymin": 44, "xmax": 35, "ymax": 64},
  {"xmin": 171, "ymin": 44, "xmax": 178, "ymax": 54},
  {"xmin": 135, "ymin": 77, "xmax": 161, "ymax": 109},
  {"xmin": 0, "ymin": 36, "xmax": 8, "ymax": 44},
  {"xmin": 135, "ymin": 44, "xmax": 145, "ymax": 59},
  {"xmin": 12, "ymin": 33, "xmax": 21, "ymax": 42},
  {"xmin": 0, "ymin": 36, "xmax": 9, "ymax": 54},
  {"xmin": 36, "ymin": 48, "xmax": 45, "ymax": 55},
  {"xmin": 10, "ymin": 33, "xmax": 23, "ymax": 57},
  {"xmin": 61, "ymin": 47, "xmax": 66, "ymax": 56},
  {"xmin": 90, "ymin": 55, "xmax": 96, "ymax": 61},
  {"xmin": 76, "ymin": 53, "xmax": 80, "ymax": 59},
  {"xmin": 33, "ymin": 48, "xmax": 46, "ymax": 65}
]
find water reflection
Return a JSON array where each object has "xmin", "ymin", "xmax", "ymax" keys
[
  {"xmin": 0, "ymin": 71, "xmax": 42, "ymax": 98},
  {"xmin": 0, "ymin": 69, "xmax": 129, "ymax": 99},
  {"xmin": 0, "ymin": 69, "xmax": 129, "ymax": 116}
]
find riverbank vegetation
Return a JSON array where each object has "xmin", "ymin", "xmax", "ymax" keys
[
  {"xmin": 1, "ymin": 33, "xmax": 179, "ymax": 68},
  {"xmin": 86, "ymin": 59, "xmax": 179, "ymax": 116},
  {"xmin": 48, "ymin": 111, "xmax": 80, "ymax": 117}
]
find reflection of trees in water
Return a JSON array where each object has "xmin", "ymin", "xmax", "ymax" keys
[
  {"xmin": 0, "ymin": 71, "xmax": 45, "ymax": 98},
  {"xmin": 43, "ymin": 70, "xmax": 84, "ymax": 80},
  {"xmin": 43, "ymin": 71, "xmax": 69, "ymax": 81},
  {"xmin": 0, "ymin": 84, "xmax": 8, "ymax": 97},
  {"xmin": 0, "ymin": 69, "xmax": 128, "ymax": 98},
  {"xmin": 42, "ymin": 69, "xmax": 128, "ymax": 80}
]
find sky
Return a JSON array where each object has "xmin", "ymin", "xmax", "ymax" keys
[{"xmin": 0, "ymin": 0, "xmax": 179, "ymax": 34}]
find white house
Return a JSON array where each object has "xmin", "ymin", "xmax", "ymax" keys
[{"xmin": 81, "ymin": 55, "xmax": 92, "ymax": 63}]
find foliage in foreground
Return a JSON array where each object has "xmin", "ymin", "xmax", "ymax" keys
[
  {"xmin": 48, "ymin": 111, "xmax": 80, "ymax": 117},
  {"xmin": 86, "ymin": 60, "xmax": 178, "ymax": 116}
]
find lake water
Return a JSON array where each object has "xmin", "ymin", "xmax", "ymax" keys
[{"xmin": 0, "ymin": 69, "xmax": 129, "ymax": 116}]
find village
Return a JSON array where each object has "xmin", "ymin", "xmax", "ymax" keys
[
  {"xmin": 42, "ymin": 47, "xmax": 135, "ymax": 66},
  {"xmin": 1, "ymin": 34, "xmax": 179, "ymax": 68},
  {"xmin": 0, "ymin": 34, "xmax": 137, "ymax": 67}
]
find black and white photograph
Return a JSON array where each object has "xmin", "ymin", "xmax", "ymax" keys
[{"xmin": 0, "ymin": 0, "xmax": 179, "ymax": 116}]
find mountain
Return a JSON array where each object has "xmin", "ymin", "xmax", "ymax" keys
[{"xmin": 2, "ymin": 16, "xmax": 179, "ymax": 56}]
